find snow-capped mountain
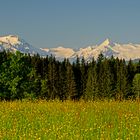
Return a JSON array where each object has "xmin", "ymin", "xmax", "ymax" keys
[
  {"xmin": 0, "ymin": 35, "xmax": 49, "ymax": 56},
  {"xmin": 44, "ymin": 38, "xmax": 140, "ymax": 61},
  {"xmin": 1, "ymin": 35, "xmax": 140, "ymax": 62},
  {"xmin": 70, "ymin": 38, "xmax": 120, "ymax": 61},
  {"xmin": 91, "ymin": 39, "xmax": 140, "ymax": 61},
  {"xmin": 67, "ymin": 39, "xmax": 140, "ymax": 61}
]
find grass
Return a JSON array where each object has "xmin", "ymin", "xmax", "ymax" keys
[{"xmin": 0, "ymin": 100, "xmax": 140, "ymax": 139}]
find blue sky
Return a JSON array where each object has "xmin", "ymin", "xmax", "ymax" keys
[{"xmin": 0, "ymin": 0, "xmax": 140, "ymax": 48}]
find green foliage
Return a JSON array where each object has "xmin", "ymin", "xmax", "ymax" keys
[
  {"xmin": 132, "ymin": 73, "xmax": 140, "ymax": 98},
  {"xmin": 0, "ymin": 52, "xmax": 31, "ymax": 100},
  {"xmin": 115, "ymin": 59, "xmax": 127, "ymax": 100},
  {"xmin": 40, "ymin": 79, "xmax": 48, "ymax": 99},
  {"xmin": 66, "ymin": 61, "xmax": 77, "ymax": 99},
  {"xmin": 97, "ymin": 58, "xmax": 112, "ymax": 98},
  {"xmin": 0, "ymin": 51, "xmax": 139, "ymax": 100},
  {"xmin": 80, "ymin": 57, "xmax": 88, "ymax": 97},
  {"xmin": 85, "ymin": 66, "xmax": 98, "ymax": 100}
]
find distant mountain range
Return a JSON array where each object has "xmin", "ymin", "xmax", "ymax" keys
[
  {"xmin": 0, "ymin": 35, "xmax": 49, "ymax": 56},
  {"xmin": 1, "ymin": 35, "xmax": 140, "ymax": 62}
]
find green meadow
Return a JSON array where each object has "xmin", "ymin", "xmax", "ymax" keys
[{"xmin": 0, "ymin": 100, "xmax": 140, "ymax": 140}]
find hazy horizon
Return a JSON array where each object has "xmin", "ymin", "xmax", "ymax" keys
[{"xmin": 1, "ymin": 0, "xmax": 140, "ymax": 49}]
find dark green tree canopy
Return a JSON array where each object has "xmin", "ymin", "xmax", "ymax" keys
[{"xmin": 0, "ymin": 51, "xmax": 139, "ymax": 101}]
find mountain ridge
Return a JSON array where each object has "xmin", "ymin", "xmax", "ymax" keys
[
  {"xmin": 0, "ymin": 35, "xmax": 49, "ymax": 56},
  {"xmin": 1, "ymin": 35, "xmax": 140, "ymax": 61}
]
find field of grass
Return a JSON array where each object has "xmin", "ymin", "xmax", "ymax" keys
[{"xmin": 0, "ymin": 100, "xmax": 140, "ymax": 140}]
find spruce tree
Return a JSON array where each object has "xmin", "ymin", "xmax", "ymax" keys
[
  {"xmin": 40, "ymin": 78, "xmax": 49, "ymax": 99},
  {"xmin": 115, "ymin": 59, "xmax": 127, "ymax": 100},
  {"xmin": 66, "ymin": 61, "xmax": 77, "ymax": 100},
  {"xmin": 85, "ymin": 64, "xmax": 98, "ymax": 100},
  {"xmin": 73, "ymin": 57, "xmax": 82, "ymax": 99},
  {"xmin": 47, "ymin": 56, "xmax": 60, "ymax": 99},
  {"xmin": 97, "ymin": 58, "xmax": 112, "ymax": 99},
  {"xmin": 80, "ymin": 57, "xmax": 87, "ymax": 97},
  {"xmin": 126, "ymin": 59, "xmax": 136, "ymax": 98},
  {"xmin": 132, "ymin": 73, "xmax": 140, "ymax": 99},
  {"xmin": 57, "ymin": 60, "xmax": 67, "ymax": 100}
]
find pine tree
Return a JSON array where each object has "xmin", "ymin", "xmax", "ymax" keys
[
  {"xmin": 97, "ymin": 58, "xmax": 112, "ymax": 99},
  {"xmin": 47, "ymin": 56, "xmax": 59, "ymax": 99},
  {"xmin": 132, "ymin": 73, "xmax": 140, "ymax": 99},
  {"xmin": 126, "ymin": 59, "xmax": 136, "ymax": 98},
  {"xmin": 73, "ymin": 57, "xmax": 82, "ymax": 99},
  {"xmin": 24, "ymin": 66, "xmax": 41, "ymax": 99},
  {"xmin": 42, "ymin": 56, "xmax": 49, "ymax": 78},
  {"xmin": 102, "ymin": 59, "xmax": 112, "ymax": 98},
  {"xmin": 40, "ymin": 78, "xmax": 49, "ymax": 99},
  {"xmin": 108, "ymin": 56, "xmax": 116, "ymax": 93},
  {"xmin": 31, "ymin": 54, "xmax": 43, "ymax": 77},
  {"xmin": 136, "ymin": 60, "xmax": 140, "ymax": 73},
  {"xmin": 57, "ymin": 60, "xmax": 67, "ymax": 100},
  {"xmin": 85, "ymin": 64, "xmax": 98, "ymax": 100},
  {"xmin": 80, "ymin": 57, "xmax": 88, "ymax": 97},
  {"xmin": 115, "ymin": 59, "xmax": 127, "ymax": 100},
  {"xmin": 66, "ymin": 61, "xmax": 77, "ymax": 100}
]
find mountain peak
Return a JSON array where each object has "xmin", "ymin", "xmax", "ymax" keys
[
  {"xmin": 100, "ymin": 38, "xmax": 110, "ymax": 47},
  {"xmin": 0, "ymin": 35, "xmax": 20, "ymax": 45},
  {"xmin": 1, "ymin": 34, "xmax": 140, "ymax": 61}
]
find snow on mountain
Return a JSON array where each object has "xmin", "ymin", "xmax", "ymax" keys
[
  {"xmin": 92, "ymin": 38, "xmax": 119, "ymax": 59},
  {"xmin": 0, "ymin": 35, "xmax": 49, "ymax": 56},
  {"xmin": 69, "ymin": 39, "xmax": 140, "ymax": 61},
  {"xmin": 0, "ymin": 35, "xmax": 20, "ymax": 46},
  {"xmin": 1, "ymin": 35, "xmax": 140, "ymax": 62},
  {"xmin": 70, "ymin": 39, "xmax": 120, "ymax": 61}
]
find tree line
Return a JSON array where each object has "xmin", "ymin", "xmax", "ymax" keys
[{"xmin": 0, "ymin": 51, "xmax": 140, "ymax": 101}]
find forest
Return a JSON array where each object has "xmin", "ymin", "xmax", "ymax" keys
[{"xmin": 0, "ymin": 50, "xmax": 140, "ymax": 101}]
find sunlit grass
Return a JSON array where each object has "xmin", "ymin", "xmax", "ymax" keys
[{"xmin": 0, "ymin": 100, "xmax": 140, "ymax": 139}]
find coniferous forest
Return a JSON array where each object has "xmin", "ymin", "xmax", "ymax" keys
[{"xmin": 0, "ymin": 50, "xmax": 140, "ymax": 101}]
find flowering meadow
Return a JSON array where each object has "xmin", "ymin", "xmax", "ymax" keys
[{"xmin": 0, "ymin": 100, "xmax": 140, "ymax": 139}]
